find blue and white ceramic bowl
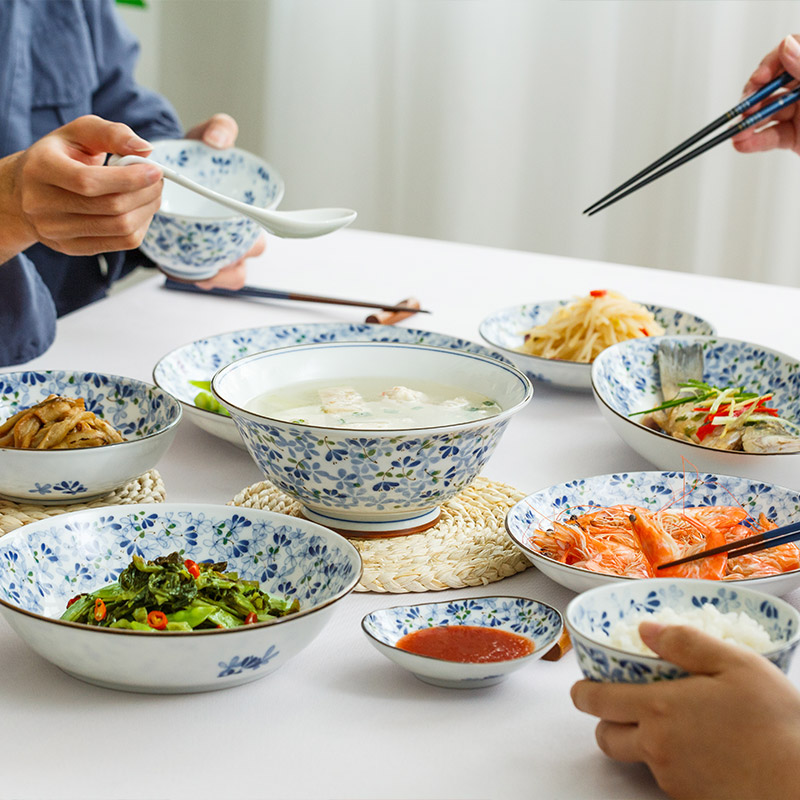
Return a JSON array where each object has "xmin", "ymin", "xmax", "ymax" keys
[
  {"xmin": 362, "ymin": 596, "xmax": 563, "ymax": 688},
  {"xmin": 0, "ymin": 504, "xmax": 361, "ymax": 693},
  {"xmin": 506, "ymin": 470, "xmax": 800, "ymax": 596},
  {"xmin": 592, "ymin": 335, "xmax": 800, "ymax": 486},
  {"xmin": 479, "ymin": 300, "xmax": 714, "ymax": 391},
  {"xmin": 140, "ymin": 139, "xmax": 284, "ymax": 280},
  {"xmin": 153, "ymin": 323, "xmax": 514, "ymax": 449},
  {"xmin": 0, "ymin": 370, "xmax": 181, "ymax": 503},
  {"xmin": 212, "ymin": 341, "xmax": 533, "ymax": 535},
  {"xmin": 566, "ymin": 578, "xmax": 800, "ymax": 683}
]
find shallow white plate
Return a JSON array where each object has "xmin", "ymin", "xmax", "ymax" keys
[{"xmin": 153, "ymin": 323, "xmax": 513, "ymax": 447}]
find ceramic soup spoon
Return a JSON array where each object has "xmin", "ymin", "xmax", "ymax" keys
[{"xmin": 109, "ymin": 154, "xmax": 357, "ymax": 239}]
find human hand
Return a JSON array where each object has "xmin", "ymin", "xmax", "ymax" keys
[
  {"xmin": 1, "ymin": 115, "xmax": 162, "ymax": 260},
  {"xmin": 570, "ymin": 621, "xmax": 800, "ymax": 800},
  {"xmin": 191, "ymin": 235, "xmax": 266, "ymax": 291},
  {"xmin": 733, "ymin": 35, "xmax": 800, "ymax": 157},
  {"xmin": 184, "ymin": 113, "xmax": 239, "ymax": 150}
]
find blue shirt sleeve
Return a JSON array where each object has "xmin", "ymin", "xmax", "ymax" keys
[{"xmin": 0, "ymin": 0, "xmax": 183, "ymax": 368}]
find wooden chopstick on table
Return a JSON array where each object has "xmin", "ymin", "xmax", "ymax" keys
[
  {"xmin": 162, "ymin": 279, "xmax": 429, "ymax": 315},
  {"xmin": 584, "ymin": 71, "xmax": 800, "ymax": 215},
  {"xmin": 656, "ymin": 519, "xmax": 800, "ymax": 570}
]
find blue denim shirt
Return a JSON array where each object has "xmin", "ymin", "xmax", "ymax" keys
[{"xmin": 0, "ymin": 0, "xmax": 182, "ymax": 366}]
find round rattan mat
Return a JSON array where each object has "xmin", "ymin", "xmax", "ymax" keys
[
  {"xmin": 229, "ymin": 475, "xmax": 531, "ymax": 593},
  {"xmin": 0, "ymin": 469, "xmax": 166, "ymax": 537}
]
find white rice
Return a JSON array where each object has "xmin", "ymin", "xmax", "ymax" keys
[{"xmin": 605, "ymin": 603, "xmax": 774, "ymax": 656}]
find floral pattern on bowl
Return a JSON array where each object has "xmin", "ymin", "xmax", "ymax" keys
[
  {"xmin": 140, "ymin": 139, "xmax": 284, "ymax": 279},
  {"xmin": 0, "ymin": 503, "xmax": 361, "ymax": 693},
  {"xmin": 212, "ymin": 342, "xmax": 533, "ymax": 534},
  {"xmin": 0, "ymin": 371, "xmax": 181, "ymax": 502},
  {"xmin": 153, "ymin": 323, "xmax": 514, "ymax": 448},
  {"xmin": 566, "ymin": 578, "xmax": 800, "ymax": 683},
  {"xmin": 591, "ymin": 335, "xmax": 800, "ymax": 485},
  {"xmin": 362, "ymin": 596, "xmax": 563, "ymax": 688},
  {"xmin": 505, "ymin": 470, "xmax": 800, "ymax": 596},
  {"xmin": 479, "ymin": 300, "xmax": 714, "ymax": 391}
]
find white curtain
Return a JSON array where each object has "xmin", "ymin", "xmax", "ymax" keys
[{"xmin": 124, "ymin": 0, "xmax": 800, "ymax": 286}]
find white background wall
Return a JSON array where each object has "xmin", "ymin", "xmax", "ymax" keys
[{"xmin": 120, "ymin": 0, "xmax": 800, "ymax": 287}]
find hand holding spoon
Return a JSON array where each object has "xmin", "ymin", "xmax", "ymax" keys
[{"xmin": 109, "ymin": 154, "xmax": 357, "ymax": 239}]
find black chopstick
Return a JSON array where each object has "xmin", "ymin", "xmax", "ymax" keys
[
  {"xmin": 584, "ymin": 71, "xmax": 799, "ymax": 216},
  {"xmin": 656, "ymin": 519, "xmax": 800, "ymax": 570},
  {"xmin": 162, "ymin": 279, "xmax": 430, "ymax": 314}
]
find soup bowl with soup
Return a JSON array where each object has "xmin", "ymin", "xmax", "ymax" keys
[{"xmin": 211, "ymin": 342, "xmax": 533, "ymax": 535}]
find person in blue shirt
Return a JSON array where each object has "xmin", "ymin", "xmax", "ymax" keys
[{"xmin": 0, "ymin": 0, "xmax": 263, "ymax": 367}]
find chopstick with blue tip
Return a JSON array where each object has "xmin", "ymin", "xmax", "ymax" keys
[
  {"xmin": 584, "ymin": 71, "xmax": 798, "ymax": 216},
  {"xmin": 162, "ymin": 278, "xmax": 430, "ymax": 314},
  {"xmin": 656, "ymin": 519, "xmax": 800, "ymax": 570}
]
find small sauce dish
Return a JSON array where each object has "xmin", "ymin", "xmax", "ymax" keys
[{"xmin": 361, "ymin": 596, "xmax": 563, "ymax": 688}]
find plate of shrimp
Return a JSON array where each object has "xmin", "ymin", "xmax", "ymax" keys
[{"xmin": 505, "ymin": 470, "xmax": 800, "ymax": 596}]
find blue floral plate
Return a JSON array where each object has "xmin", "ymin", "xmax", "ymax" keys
[
  {"xmin": 505, "ymin": 470, "xmax": 800, "ymax": 596},
  {"xmin": 479, "ymin": 300, "xmax": 714, "ymax": 391},
  {"xmin": 153, "ymin": 323, "xmax": 513, "ymax": 447},
  {"xmin": 362, "ymin": 596, "xmax": 563, "ymax": 688}
]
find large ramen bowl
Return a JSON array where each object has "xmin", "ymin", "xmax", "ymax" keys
[
  {"xmin": 139, "ymin": 139, "xmax": 284, "ymax": 280},
  {"xmin": 0, "ymin": 370, "xmax": 181, "ymax": 503},
  {"xmin": 212, "ymin": 341, "xmax": 533, "ymax": 535},
  {"xmin": 153, "ymin": 323, "xmax": 514, "ymax": 449},
  {"xmin": 0, "ymin": 504, "xmax": 361, "ymax": 693},
  {"xmin": 505, "ymin": 470, "xmax": 800, "ymax": 596},
  {"xmin": 566, "ymin": 578, "xmax": 800, "ymax": 683},
  {"xmin": 591, "ymin": 335, "xmax": 800, "ymax": 486},
  {"xmin": 479, "ymin": 300, "xmax": 714, "ymax": 391}
]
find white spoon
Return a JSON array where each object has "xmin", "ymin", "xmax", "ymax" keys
[{"xmin": 108, "ymin": 153, "xmax": 357, "ymax": 239}]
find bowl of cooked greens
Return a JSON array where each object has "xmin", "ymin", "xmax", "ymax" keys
[
  {"xmin": 0, "ymin": 504, "xmax": 361, "ymax": 693},
  {"xmin": 591, "ymin": 335, "xmax": 800, "ymax": 485}
]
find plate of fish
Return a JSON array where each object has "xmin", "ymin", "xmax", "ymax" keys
[
  {"xmin": 478, "ymin": 290, "xmax": 714, "ymax": 391},
  {"xmin": 505, "ymin": 470, "xmax": 800, "ymax": 596},
  {"xmin": 153, "ymin": 323, "xmax": 513, "ymax": 447},
  {"xmin": 591, "ymin": 335, "xmax": 800, "ymax": 486}
]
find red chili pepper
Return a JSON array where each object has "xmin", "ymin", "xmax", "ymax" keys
[
  {"xmin": 244, "ymin": 612, "xmax": 258, "ymax": 625},
  {"xmin": 639, "ymin": 328, "xmax": 649, "ymax": 336},
  {"xmin": 696, "ymin": 423, "xmax": 715, "ymax": 441},
  {"xmin": 93, "ymin": 598, "xmax": 107, "ymax": 622},
  {"xmin": 147, "ymin": 610, "xmax": 168, "ymax": 630},
  {"xmin": 184, "ymin": 559, "xmax": 200, "ymax": 579},
  {"xmin": 66, "ymin": 595, "xmax": 81, "ymax": 608},
  {"xmin": 589, "ymin": 289, "xmax": 607, "ymax": 298}
]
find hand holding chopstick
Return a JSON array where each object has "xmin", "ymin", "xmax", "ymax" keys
[{"xmin": 585, "ymin": 36, "xmax": 800, "ymax": 215}]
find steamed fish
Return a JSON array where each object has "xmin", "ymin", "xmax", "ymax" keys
[{"xmin": 634, "ymin": 341, "xmax": 800, "ymax": 454}]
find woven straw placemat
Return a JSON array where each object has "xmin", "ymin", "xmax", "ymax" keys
[
  {"xmin": 0, "ymin": 469, "xmax": 166, "ymax": 536},
  {"xmin": 229, "ymin": 475, "xmax": 531, "ymax": 593}
]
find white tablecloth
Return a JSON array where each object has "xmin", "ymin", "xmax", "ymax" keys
[{"xmin": 6, "ymin": 229, "xmax": 800, "ymax": 800}]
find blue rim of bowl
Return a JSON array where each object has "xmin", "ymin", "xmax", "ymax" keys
[
  {"xmin": 0, "ymin": 371, "xmax": 182, "ymax": 454},
  {"xmin": 0, "ymin": 504, "xmax": 363, "ymax": 636},
  {"xmin": 211, "ymin": 341, "xmax": 534, "ymax": 434},
  {"xmin": 590, "ymin": 334, "xmax": 800, "ymax": 459},
  {"xmin": 564, "ymin": 578, "xmax": 800, "ymax": 661},
  {"xmin": 361, "ymin": 596, "xmax": 563, "ymax": 664},
  {"xmin": 149, "ymin": 139, "xmax": 285, "ymax": 223}
]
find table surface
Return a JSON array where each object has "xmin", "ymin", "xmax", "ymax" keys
[{"xmin": 6, "ymin": 229, "xmax": 800, "ymax": 800}]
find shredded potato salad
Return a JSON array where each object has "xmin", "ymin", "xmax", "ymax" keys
[{"xmin": 517, "ymin": 289, "xmax": 664, "ymax": 363}]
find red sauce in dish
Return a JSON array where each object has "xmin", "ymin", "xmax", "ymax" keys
[{"xmin": 396, "ymin": 625, "xmax": 535, "ymax": 663}]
